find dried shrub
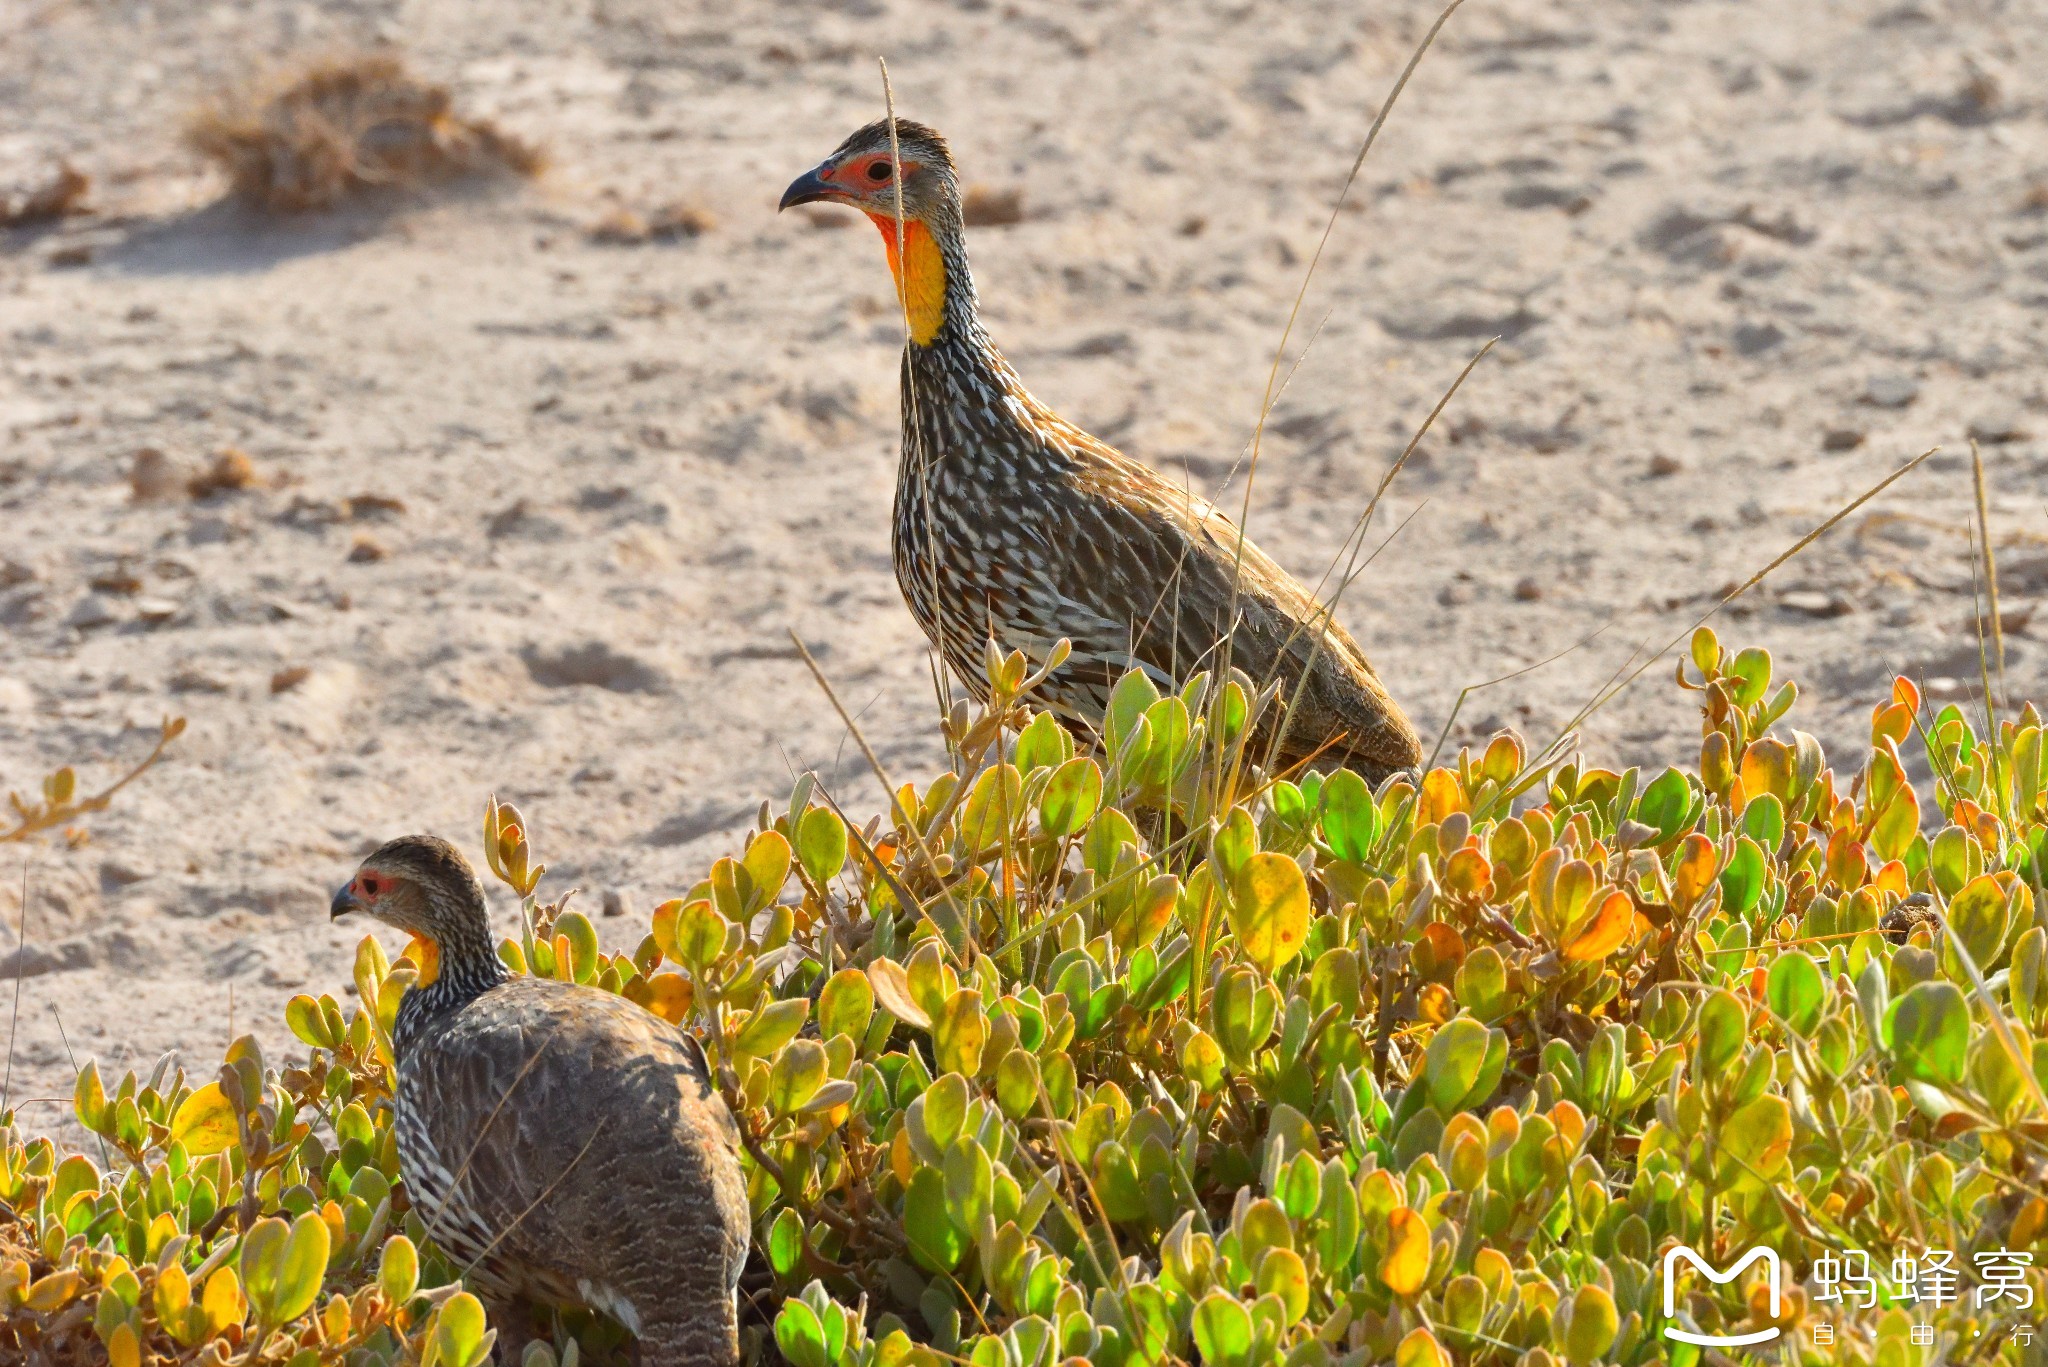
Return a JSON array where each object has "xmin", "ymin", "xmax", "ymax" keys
[
  {"xmin": 961, "ymin": 183, "xmax": 1026, "ymax": 227},
  {"xmin": 187, "ymin": 447, "xmax": 260, "ymax": 497},
  {"xmin": 15, "ymin": 632, "xmax": 2048, "ymax": 1364},
  {"xmin": 185, "ymin": 52, "xmax": 543, "ymax": 212},
  {"xmin": 589, "ymin": 201, "xmax": 716, "ymax": 245},
  {"xmin": 0, "ymin": 164, "xmax": 89, "ymax": 229}
]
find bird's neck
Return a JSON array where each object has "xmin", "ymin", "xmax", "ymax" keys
[
  {"xmin": 876, "ymin": 214, "xmax": 1065, "ymax": 468},
  {"xmin": 392, "ymin": 920, "xmax": 508, "ymax": 1058},
  {"xmin": 866, "ymin": 213, "xmax": 974, "ymax": 348}
]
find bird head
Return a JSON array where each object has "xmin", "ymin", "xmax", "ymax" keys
[
  {"xmin": 780, "ymin": 117, "xmax": 958, "ymax": 226},
  {"xmin": 781, "ymin": 118, "xmax": 962, "ymax": 345},
  {"xmin": 332, "ymin": 834, "xmax": 496, "ymax": 985}
]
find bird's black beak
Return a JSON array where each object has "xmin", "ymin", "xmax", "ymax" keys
[
  {"xmin": 330, "ymin": 883, "xmax": 363, "ymax": 920},
  {"xmin": 779, "ymin": 165, "xmax": 838, "ymax": 211}
]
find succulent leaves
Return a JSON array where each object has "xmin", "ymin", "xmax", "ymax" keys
[{"xmin": 13, "ymin": 633, "xmax": 2048, "ymax": 1364}]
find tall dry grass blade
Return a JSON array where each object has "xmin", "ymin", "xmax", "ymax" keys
[
  {"xmin": 1327, "ymin": 340, "xmax": 1497, "ymax": 599},
  {"xmin": 1236, "ymin": 0, "xmax": 1472, "ymax": 523},
  {"xmin": 1211, "ymin": 0, "xmax": 1469, "ymax": 770},
  {"xmin": 1254, "ymin": 336, "xmax": 1492, "ymax": 785},
  {"xmin": 1518, "ymin": 446, "xmax": 1940, "ymax": 781},
  {"xmin": 2, "ymin": 857, "xmax": 26, "ymax": 1117},
  {"xmin": 46, "ymin": 1002, "xmax": 108, "ymax": 1169},
  {"xmin": 878, "ymin": 58, "xmax": 957, "ymax": 719},
  {"xmin": 789, "ymin": 630, "xmax": 973, "ymax": 957},
  {"xmin": 1971, "ymin": 442, "xmax": 2007, "ymax": 762},
  {"xmin": 1423, "ymin": 621, "xmax": 1615, "ymax": 774}
]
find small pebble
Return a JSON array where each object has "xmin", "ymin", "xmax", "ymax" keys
[
  {"xmin": 602, "ymin": 888, "xmax": 633, "ymax": 919},
  {"xmin": 1647, "ymin": 454, "xmax": 1683, "ymax": 477},
  {"xmin": 169, "ymin": 667, "xmax": 230, "ymax": 694},
  {"xmin": 1732, "ymin": 321, "xmax": 1785, "ymax": 356},
  {"xmin": 270, "ymin": 666, "xmax": 311, "ymax": 694},
  {"xmin": 99, "ymin": 858, "xmax": 151, "ymax": 887},
  {"xmin": 346, "ymin": 493, "xmax": 407, "ymax": 520},
  {"xmin": 1968, "ymin": 412, "xmax": 2031, "ymax": 444},
  {"xmin": 589, "ymin": 208, "xmax": 649, "ymax": 244},
  {"xmin": 1978, "ymin": 605, "xmax": 2035, "ymax": 635},
  {"xmin": 348, "ymin": 535, "xmax": 387, "ymax": 563},
  {"xmin": 649, "ymin": 202, "xmax": 716, "ymax": 239},
  {"xmin": 1778, "ymin": 590, "xmax": 1854, "ymax": 618},
  {"xmin": 1822, "ymin": 428, "xmax": 1864, "ymax": 451},
  {"xmin": 129, "ymin": 448, "xmax": 183, "ymax": 501},
  {"xmin": 134, "ymin": 597, "xmax": 181, "ymax": 624},
  {"xmin": 65, "ymin": 594, "xmax": 119, "ymax": 630},
  {"xmin": 1438, "ymin": 583, "xmax": 1474, "ymax": 607},
  {"xmin": 1863, "ymin": 373, "xmax": 1919, "ymax": 409},
  {"xmin": 1513, "ymin": 577, "xmax": 1544, "ymax": 602}
]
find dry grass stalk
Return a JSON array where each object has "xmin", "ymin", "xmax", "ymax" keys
[{"xmin": 186, "ymin": 52, "xmax": 543, "ymax": 212}]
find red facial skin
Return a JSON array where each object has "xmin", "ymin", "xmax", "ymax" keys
[{"xmin": 813, "ymin": 154, "xmax": 925, "ymax": 239}]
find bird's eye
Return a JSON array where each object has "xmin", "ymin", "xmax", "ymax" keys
[
  {"xmin": 359, "ymin": 875, "xmax": 381, "ymax": 897},
  {"xmin": 865, "ymin": 161, "xmax": 894, "ymax": 184}
]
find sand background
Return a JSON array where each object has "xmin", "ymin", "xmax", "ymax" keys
[{"xmin": 2, "ymin": 0, "xmax": 2045, "ymax": 1126}]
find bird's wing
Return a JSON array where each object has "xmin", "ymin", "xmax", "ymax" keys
[
  {"xmin": 406, "ymin": 982, "xmax": 743, "ymax": 1284},
  {"xmin": 1039, "ymin": 438, "xmax": 1417, "ymax": 771}
]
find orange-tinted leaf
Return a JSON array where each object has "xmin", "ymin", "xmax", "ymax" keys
[
  {"xmin": 1380, "ymin": 1207, "xmax": 1430, "ymax": 1296},
  {"xmin": 1562, "ymin": 891, "xmax": 1633, "ymax": 961}
]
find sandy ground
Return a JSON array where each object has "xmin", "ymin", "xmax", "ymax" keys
[{"xmin": 2, "ymin": 0, "xmax": 2045, "ymax": 1126}]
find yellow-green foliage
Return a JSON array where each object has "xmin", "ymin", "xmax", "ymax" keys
[
  {"xmin": 3, "ymin": 716, "xmax": 184, "ymax": 846},
  {"xmin": 10, "ymin": 630, "xmax": 2048, "ymax": 1366}
]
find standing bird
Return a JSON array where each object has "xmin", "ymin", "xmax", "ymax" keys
[
  {"xmin": 780, "ymin": 119, "xmax": 1423, "ymax": 781},
  {"xmin": 331, "ymin": 836, "xmax": 749, "ymax": 1366}
]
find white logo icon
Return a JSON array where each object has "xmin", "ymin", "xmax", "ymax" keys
[{"xmin": 1662, "ymin": 1244, "xmax": 1782, "ymax": 1347}]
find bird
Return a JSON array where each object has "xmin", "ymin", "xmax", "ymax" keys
[
  {"xmin": 330, "ymin": 835, "xmax": 750, "ymax": 1366},
  {"xmin": 780, "ymin": 119, "xmax": 1423, "ymax": 783}
]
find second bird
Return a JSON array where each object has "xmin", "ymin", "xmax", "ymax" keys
[{"xmin": 781, "ymin": 120, "xmax": 1423, "ymax": 782}]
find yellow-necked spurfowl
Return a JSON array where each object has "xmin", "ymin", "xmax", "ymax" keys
[
  {"xmin": 331, "ymin": 836, "xmax": 749, "ymax": 1366},
  {"xmin": 780, "ymin": 119, "xmax": 1423, "ymax": 782}
]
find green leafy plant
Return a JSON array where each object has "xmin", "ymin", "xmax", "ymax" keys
[{"xmin": 11, "ymin": 631, "xmax": 2048, "ymax": 1365}]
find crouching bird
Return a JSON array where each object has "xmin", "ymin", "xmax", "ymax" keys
[
  {"xmin": 781, "ymin": 119, "xmax": 1423, "ymax": 782},
  {"xmin": 331, "ymin": 835, "xmax": 749, "ymax": 1366}
]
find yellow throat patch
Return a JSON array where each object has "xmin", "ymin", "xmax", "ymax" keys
[{"xmin": 869, "ymin": 216, "xmax": 946, "ymax": 346}]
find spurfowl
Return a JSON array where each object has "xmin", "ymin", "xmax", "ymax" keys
[
  {"xmin": 331, "ymin": 836, "xmax": 749, "ymax": 1366},
  {"xmin": 781, "ymin": 119, "xmax": 1423, "ymax": 781}
]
